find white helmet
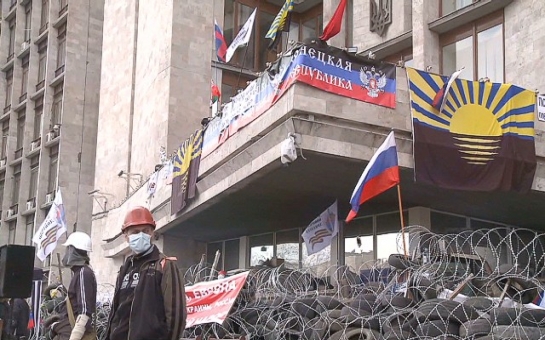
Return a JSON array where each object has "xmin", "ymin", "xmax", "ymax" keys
[{"xmin": 63, "ymin": 232, "xmax": 92, "ymax": 252}]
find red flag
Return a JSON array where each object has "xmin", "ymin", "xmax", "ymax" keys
[
  {"xmin": 320, "ymin": 0, "xmax": 347, "ymax": 41},
  {"xmin": 28, "ymin": 311, "xmax": 35, "ymax": 329}
]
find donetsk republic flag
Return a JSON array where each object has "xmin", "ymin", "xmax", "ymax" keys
[{"xmin": 406, "ymin": 68, "xmax": 537, "ymax": 192}]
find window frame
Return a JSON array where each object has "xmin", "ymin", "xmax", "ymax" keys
[
  {"xmin": 51, "ymin": 83, "xmax": 63, "ymax": 126},
  {"xmin": 25, "ymin": 215, "xmax": 35, "ymax": 245},
  {"xmin": 38, "ymin": 41, "xmax": 48, "ymax": 85},
  {"xmin": 12, "ymin": 164, "xmax": 22, "ymax": 205},
  {"xmin": 48, "ymin": 146, "xmax": 59, "ymax": 193},
  {"xmin": 56, "ymin": 24, "xmax": 67, "ymax": 70},
  {"xmin": 8, "ymin": 19, "xmax": 16, "ymax": 59},
  {"xmin": 16, "ymin": 112, "xmax": 25, "ymax": 150},
  {"xmin": 29, "ymin": 156, "xmax": 39, "ymax": 199},
  {"xmin": 5, "ymin": 68, "xmax": 13, "ymax": 108},
  {"xmin": 24, "ymin": 4, "xmax": 32, "ymax": 42},
  {"xmin": 440, "ymin": 10, "xmax": 504, "ymax": 81},
  {"xmin": 34, "ymin": 97, "xmax": 44, "ymax": 140},
  {"xmin": 21, "ymin": 56, "xmax": 30, "ymax": 97},
  {"xmin": 1, "ymin": 120, "xmax": 9, "ymax": 159},
  {"xmin": 41, "ymin": 0, "xmax": 49, "ymax": 32}
]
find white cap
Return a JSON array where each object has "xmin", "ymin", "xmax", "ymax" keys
[{"xmin": 63, "ymin": 231, "xmax": 92, "ymax": 252}]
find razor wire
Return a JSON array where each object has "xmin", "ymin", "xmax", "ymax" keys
[{"xmin": 30, "ymin": 226, "xmax": 545, "ymax": 339}]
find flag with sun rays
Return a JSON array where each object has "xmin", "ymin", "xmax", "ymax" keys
[{"xmin": 406, "ymin": 68, "xmax": 537, "ymax": 192}]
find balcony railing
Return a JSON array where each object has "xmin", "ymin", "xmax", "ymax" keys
[
  {"xmin": 26, "ymin": 197, "xmax": 36, "ymax": 210},
  {"xmin": 3, "ymin": 105, "xmax": 11, "ymax": 114},
  {"xmin": 59, "ymin": 4, "xmax": 68, "ymax": 16},
  {"xmin": 14, "ymin": 147, "xmax": 23, "ymax": 159},
  {"xmin": 36, "ymin": 80, "xmax": 45, "ymax": 91},
  {"xmin": 19, "ymin": 93, "xmax": 27, "ymax": 103},
  {"xmin": 55, "ymin": 65, "xmax": 65, "ymax": 77},
  {"xmin": 31, "ymin": 137, "xmax": 41, "ymax": 149},
  {"xmin": 9, "ymin": 203, "xmax": 18, "ymax": 215},
  {"xmin": 6, "ymin": 53, "xmax": 14, "ymax": 62},
  {"xmin": 9, "ymin": 0, "xmax": 17, "ymax": 11}
]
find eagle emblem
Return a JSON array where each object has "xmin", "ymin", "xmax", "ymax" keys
[{"xmin": 360, "ymin": 66, "xmax": 387, "ymax": 98}]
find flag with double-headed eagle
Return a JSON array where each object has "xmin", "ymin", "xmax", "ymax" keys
[
  {"xmin": 302, "ymin": 201, "xmax": 338, "ymax": 255},
  {"xmin": 406, "ymin": 67, "xmax": 537, "ymax": 192},
  {"xmin": 32, "ymin": 189, "xmax": 67, "ymax": 261},
  {"xmin": 171, "ymin": 129, "xmax": 203, "ymax": 215}
]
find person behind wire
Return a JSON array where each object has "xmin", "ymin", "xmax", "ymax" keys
[
  {"xmin": 105, "ymin": 206, "xmax": 186, "ymax": 340},
  {"xmin": 50, "ymin": 232, "xmax": 97, "ymax": 340}
]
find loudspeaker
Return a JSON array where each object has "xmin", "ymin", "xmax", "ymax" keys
[{"xmin": 0, "ymin": 245, "xmax": 35, "ymax": 298}]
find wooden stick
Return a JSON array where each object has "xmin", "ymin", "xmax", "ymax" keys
[
  {"xmin": 397, "ymin": 185, "xmax": 408, "ymax": 256},
  {"xmin": 449, "ymin": 274, "xmax": 474, "ymax": 300},
  {"xmin": 498, "ymin": 279, "xmax": 511, "ymax": 307},
  {"xmin": 56, "ymin": 253, "xmax": 63, "ymax": 285}
]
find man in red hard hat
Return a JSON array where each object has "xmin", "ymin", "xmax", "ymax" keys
[{"xmin": 105, "ymin": 206, "xmax": 186, "ymax": 340}]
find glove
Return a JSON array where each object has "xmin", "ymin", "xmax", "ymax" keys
[{"xmin": 68, "ymin": 314, "xmax": 89, "ymax": 340}]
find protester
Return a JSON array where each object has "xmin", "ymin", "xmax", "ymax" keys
[
  {"xmin": 50, "ymin": 232, "xmax": 97, "ymax": 340},
  {"xmin": 105, "ymin": 206, "xmax": 186, "ymax": 340}
]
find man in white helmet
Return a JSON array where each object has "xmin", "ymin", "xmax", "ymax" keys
[{"xmin": 50, "ymin": 231, "xmax": 97, "ymax": 340}]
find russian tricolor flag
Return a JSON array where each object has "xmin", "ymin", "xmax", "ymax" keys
[
  {"xmin": 214, "ymin": 20, "xmax": 228, "ymax": 62},
  {"xmin": 346, "ymin": 131, "xmax": 400, "ymax": 222}
]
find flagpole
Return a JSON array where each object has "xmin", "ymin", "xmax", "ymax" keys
[
  {"xmin": 397, "ymin": 184, "xmax": 408, "ymax": 257},
  {"xmin": 236, "ymin": 45, "xmax": 249, "ymax": 92}
]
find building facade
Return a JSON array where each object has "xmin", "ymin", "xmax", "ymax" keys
[
  {"xmin": 0, "ymin": 0, "xmax": 104, "ymax": 271},
  {"xmin": 90, "ymin": 0, "xmax": 545, "ymax": 287}
]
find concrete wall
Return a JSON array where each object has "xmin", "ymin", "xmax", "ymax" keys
[{"xmin": 352, "ymin": 0, "xmax": 413, "ymax": 52}]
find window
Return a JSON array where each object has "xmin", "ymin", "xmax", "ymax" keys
[
  {"xmin": 24, "ymin": 4, "xmax": 32, "ymax": 42},
  {"xmin": 441, "ymin": 0, "xmax": 473, "ymax": 16},
  {"xmin": 224, "ymin": 239, "xmax": 240, "ymax": 270},
  {"xmin": 8, "ymin": 223, "xmax": 16, "ymax": 244},
  {"xmin": 276, "ymin": 229, "xmax": 300, "ymax": 269},
  {"xmin": 441, "ymin": 11, "xmax": 504, "ymax": 82},
  {"xmin": 56, "ymin": 24, "xmax": 66, "ymax": 70},
  {"xmin": 34, "ymin": 97, "xmax": 44, "ymax": 140},
  {"xmin": 220, "ymin": 70, "xmax": 254, "ymax": 104},
  {"xmin": 51, "ymin": 83, "xmax": 63, "ymax": 126},
  {"xmin": 41, "ymin": 0, "xmax": 49, "ymax": 32},
  {"xmin": 224, "ymin": 0, "xmax": 323, "ymax": 72},
  {"xmin": 249, "ymin": 233, "xmax": 273, "ymax": 266},
  {"xmin": 8, "ymin": 19, "xmax": 15, "ymax": 60},
  {"xmin": 12, "ymin": 164, "xmax": 21, "ymax": 205},
  {"xmin": 29, "ymin": 156, "xmax": 39, "ymax": 199},
  {"xmin": 1, "ymin": 120, "xmax": 9, "ymax": 159},
  {"xmin": 384, "ymin": 47, "xmax": 414, "ymax": 67},
  {"xmin": 376, "ymin": 212, "xmax": 409, "ymax": 267},
  {"xmin": 59, "ymin": 0, "xmax": 68, "ymax": 14},
  {"xmin": 21, "ymin": 57, "xmax": 29, "ymax": 99},
  {"xmin": 5, "ymin": 69, "xmax": 13, "ymax": 108},
  {"xmin": 38, "ymin": 41, "xmax": 48, "ymax": 86},
  {"xmin": 25, "ymin": 215, "xmax": 35, "ymax": 245},
  {"xmin": 48, "ymin": 146, "xmax": 59, "ymax": 193},
  {"xmin": 0, "ymin": 173, "xmax": 5, "ymax": 211},
  {"xmin": 344, "ymin": 217, "xmax": 374, "ymax": 272},
  {"xmin": 16, "ymin": 113, "xmax": 25, "ymax": 153}
]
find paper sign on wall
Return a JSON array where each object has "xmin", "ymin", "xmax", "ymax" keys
[{"xmin": 538, "ymin": 94, "xmax": 545, "ymax": 122}]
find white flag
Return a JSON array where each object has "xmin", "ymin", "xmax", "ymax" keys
[
  {"xmin": 32, "ymin": 189, "xmax": 67, "ymax": 261},
  {"xmin": 438, "ymin": 67, "xmax": 464, "ymax": 114},
  {"xmin": 302, "ymin": 201, "xmax": 339, "ymax": 255},
  {"xmin": 225, "ymin": 8, "xmax": 257, "ymax": 63},
  {"xmin": 147, "ymin": 171, "xmax": 159, "ymax": 198}
]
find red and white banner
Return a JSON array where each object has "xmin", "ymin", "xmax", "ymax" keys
[{"xmin": 185, "ymin": 271, "xmax": 249, "ymax": 328}]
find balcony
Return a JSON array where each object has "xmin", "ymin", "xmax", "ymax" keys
[
  {"xmin": 54, "ymin": 65, "xmax": 65, "ymax": 78},
  {"xmin": 0, "ymin": 157, "xmax": 7, "ymax": 169},
  {"xmin": 45, "ymin": 128, "xmax": 60, "ymax": 147},
  {"xmin": 19, "ymin": 93, "xmax": 27, "ymax": 104},
  {"xmin": 6, "ymin": 204, "xmax": 18, "ymax": 221},
  {"xmin": 41, "ymin": 191, "xmax": 55, "ymax": 209},
  {"xmin": 3, "ymin": 105, "xmax": 11, "ymax": 115},
  {"xmin": 14, "ymin": 147, "xmax": 23, "ymax": 160},
  {"xmin": 59, "ymin": 4, "xmax": 68, "ymax": 17},
  {"xmin": 9, "ymin": 0, "xmax": 17, "ymax": 11},
  {"xmin": 27, "ymin": 137, "xmax": 41, "ymax": 157},
  {"xmin": 6, "ymin": 53, "xmax": 14, "ymax": 63},
  {"xmin": 39, "ymin": 23, "xmax": 49, "ymax": 35},
  {"xmin": 22, "ymin": 197, "xmax": 36, "ymax": 215},
  {"xmin": 35, "ymin": 80, "xmax": 45, "ymax": 92}
]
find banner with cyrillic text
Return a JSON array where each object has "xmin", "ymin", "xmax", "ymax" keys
[
  {"xmin": 185, "ymin": 271, "xmax": 249, "ymax": 328},
  {"xmin": 202, "ymin": 42, "xmax": 397, "ymax": 158}
]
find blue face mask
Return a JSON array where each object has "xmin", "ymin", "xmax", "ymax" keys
[{"xmin": 128, "ymin": 232, "xmax": 152, "ymax": 254}]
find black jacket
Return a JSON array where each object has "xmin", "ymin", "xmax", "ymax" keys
[
  {"xmin": 1, "ymin": 298, "xmax": 30, "ymax": 338},
  {"xmin": 105, "ymin": 246, "xmax": 186, "ymax": 340}
]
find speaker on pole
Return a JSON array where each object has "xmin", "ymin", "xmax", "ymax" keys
[{"xmin": 0, "ymin": 245, "xmax": 36, "ymax": 298}]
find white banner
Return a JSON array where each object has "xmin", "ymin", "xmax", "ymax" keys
[
  {"xmin": 302, "ymin": 201, "xmax": 338, "ymax": 255},
  {"xmin": 538, "ymin": 94, "xmax": 545, "ymax": 122},
  {"xmin": 147, "ymin": 171, "xmax": 159, "ymax": 197},
  {"xmin": 226, "ymin": 8, "xmax": 257, "ymax": 63},
  {"xmin": 32, "ymin": 189, "xmax": 67, "ymax": 261}
]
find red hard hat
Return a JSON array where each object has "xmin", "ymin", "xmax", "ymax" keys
[{"xmin": 122, "ymin": 206, "xmax": 156, "ymax": 231}]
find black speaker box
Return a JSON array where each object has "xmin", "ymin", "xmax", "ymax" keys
[{"xmin": 0, "ymin": 244, "xmax": 35, "ymax": 298}]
